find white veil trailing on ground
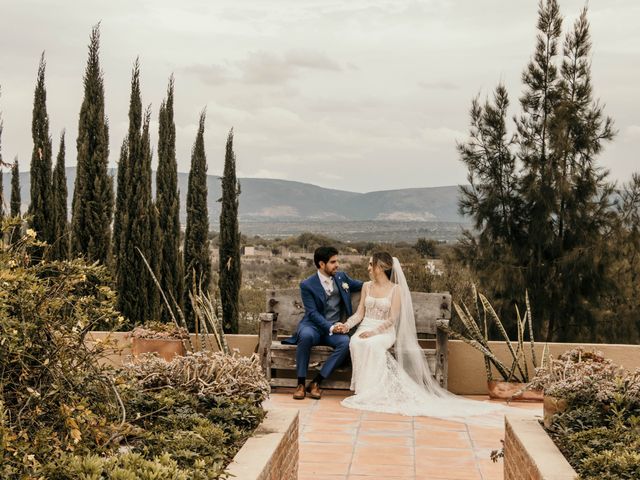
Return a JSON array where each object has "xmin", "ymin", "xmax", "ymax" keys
[{"xmin": 390, "ymin": 257, "xmax": 524, "ymax": 423}]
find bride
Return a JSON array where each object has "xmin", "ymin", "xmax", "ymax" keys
[{"xmin": 337, "ymin": 252, "xmax": 506, "ymax": 421}]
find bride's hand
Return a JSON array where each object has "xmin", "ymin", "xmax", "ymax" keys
[{"xmin": 358, "ymin": 331, "xmax": 374, "ymax": 339}]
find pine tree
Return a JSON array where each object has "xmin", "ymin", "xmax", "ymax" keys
[
  {"xmin": 116, "ymin": 62, "xmax": 158, "ymax": 324},
  {"xmin": 156, "ymin": 76, "xmax": 183, "ymax": 321},
  {"xmin": 50, "ymin": 131, "xmax": 69, "ymax": 260},
  {"xmin": 71, "ymin": 24, "xmax": 113, "ymax": 264},
  {"xmin": 29, "ymin": 53, "xmax": 53, "ymax": 245},
  {"xmin": 183, "ymin": 111, "xmax": 211, "ymax": 329},
  {"xmin": 10, "ymin": 159, "xmax": 20, "ymax": 217},
  {"xmin": 219, "ymin": 128, "xmax": 241, "ymax": 334},
  {"xmin": 456, "ymin": 1, "xmax": 616, "ymax": 342},
  {"xmin": 112, "ymin": 139, "xmax": 128, "ymax": 261}
]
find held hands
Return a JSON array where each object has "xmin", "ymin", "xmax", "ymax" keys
[{"xmin": 333, "ymin": 323, "xmax": 349, "ymax": 334}]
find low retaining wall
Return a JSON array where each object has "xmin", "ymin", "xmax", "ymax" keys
[
  {"xmin": 504, "ymin": 415, "xmax": 576, "ymax": 480},
  {"xmin": 226, "ymin": 408, "xmax": 299, "ymax": 480}
]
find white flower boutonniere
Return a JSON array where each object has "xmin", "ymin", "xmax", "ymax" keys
[{"xmin": 342, "ymin": 282, "xmax": 349, "ymax": 291}]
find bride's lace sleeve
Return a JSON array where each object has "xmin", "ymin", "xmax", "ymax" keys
[
  {"xmin": 344, "ymin": 282, "xmax": 369, "ymax": 330},
  {"xmin": 366, "ymin": 285, "xmax": 400, "ymax": 336}
]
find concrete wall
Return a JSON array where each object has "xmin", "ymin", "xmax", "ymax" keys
[{"xmin": 88, "ymin": 332, "xmax": 640, "ymax": 395}]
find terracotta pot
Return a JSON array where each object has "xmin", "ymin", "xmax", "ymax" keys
[
  {"xmin": 543, "ymin": 395, "xmax": 567, "ymax": 428},
  {"xmin": 131, "ymin": 337, "xmax": 185, "ymax": 361},
  {"xmin": 487, "ymin": 380, "xmax": 544, "ymax": 402}
]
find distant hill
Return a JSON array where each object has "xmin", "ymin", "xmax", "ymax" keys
[{"xmin": 3, "ymin": 168, "xmax": 465, "ymax": 224}]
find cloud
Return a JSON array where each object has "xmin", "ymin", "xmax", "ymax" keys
[
  {"xmin": 622, "ymin": 125, "xmax": 640, "ymax": 141},
  {"xmin": 183, "ymin": 49, "xmax": 342, "ymax": 87},
  {"xmin": 418, "ymin": 80, "xmax": 460, "ymax": 91}
]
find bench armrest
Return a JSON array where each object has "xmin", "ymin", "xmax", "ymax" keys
[{"xmin": 435, "ymin": 318, "xmax": 449, "ymax": 389}]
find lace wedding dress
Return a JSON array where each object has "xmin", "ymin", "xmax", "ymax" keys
[{"xmin": 340, "ymin": 259, "xmax": 511, "ymax": 423}]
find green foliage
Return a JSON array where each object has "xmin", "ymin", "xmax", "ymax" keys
[
  {"xmin": 29, "ymin": 52, "xmax": 54, "ymax": 247},
  {"xmin": 544, "ymin": 351, "xmax": 640, "ymax": 479},
  {"xmin": 156, "ymin": 76, "xmax": 183, "ymax": 323},
  {"xmin": 219, "ymin": 128, "xmax": 241, "ymax": 334},
  {"xmin": 456, "ymin": 2, "xmax": 618, "ymax": 343},
  {"xmin": 115, "ymin": 63, "xmax": 159, "ymax": 325},
  {"xmin": 71, "ymin": 24, "xmax": 114, "ymax": 264},
  {"xmin": 50, "ymin": 131, "xmax": 69, "ymax": 260},
  {"xmin": 413, "ymin": 237, "xmax": 438, "ymax": 258},
  {"xmin": 184, "ymin": 111, "xmax": 211, "ymax": 330},
  {"xmin": 10, "ymin": 159, "xmax": 20, "ymax": 217},
  {"xmin": 443, "ymin": 288, "xmax": 540, "ymax": 382}
]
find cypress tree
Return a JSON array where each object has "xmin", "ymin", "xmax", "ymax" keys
[
  {"xmin": 10, "ymin": 159, "xmax": 20, "ymax": 217},
  {"xmin": 112, "ymin": 138, "xmax": 128, "ymax": 261},
  {"xmin": 29, "ymin": 53, "xmax": 54, "ymax": 245},
  {"xmin": 156, "ymin": 76, "xmax": 183, "ymax": 321},
  {"xmin": 9, "ymin": 159, "xmax": 20, "ymax": 242},
  {"xmin": 116, "ymin": 62, "xmax": 158, "ymax": 323},
  {"xmin": 50, "ymin": 131, "xmax": 69, "ymax": 260},
  {"xmin": 219, "ymin": 128, "xmax": 241, "ymax": 334},
  {"xmin": 183, "ymin": 111, "xmax": 211, "ymax": 329},
  {"xmin": 71, "ymin": 24, "xmax": 113, "ymax": 264}
]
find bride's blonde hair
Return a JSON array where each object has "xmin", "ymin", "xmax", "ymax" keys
[{"xmin": 372, "ymin": 251, "xmax": 394, "ymax": 280}]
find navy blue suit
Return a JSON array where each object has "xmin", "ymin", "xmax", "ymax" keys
[{"xmin": 283, "ymin": 271, "xmax": 363, "ymax": 379}]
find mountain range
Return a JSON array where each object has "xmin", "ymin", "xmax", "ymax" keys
[{"xmin": 2, "ymin": 167, "xmax": 465, "ymax": 224}]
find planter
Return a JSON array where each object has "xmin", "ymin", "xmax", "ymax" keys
[
  {"xmin": 543, "ymin": 395, "xmax": 568, "ymax": 428},
  {"xmin": 487, "ymin": 380, "xmax": 543, "ymax": 402},
  {"xmin": 131, "ymin": 337, "xmax": 185, "ymax": 361},
  {"xmin": 226, "ymin": 408, "xmax": 299, "ymax": 480},
  {"xmin": 504, "ymin": 415, "xmax": 577, "ymax": 479}
]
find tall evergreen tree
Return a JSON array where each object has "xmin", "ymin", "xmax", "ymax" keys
[
  {"xmin": 219, "ymin": 128, "xmax": 241, "ymax": 334},
  {"xmin": 71, "ymin": 24, "xmax": 113, "ymax": 264},
  {"xmin": 156, "ymin": 76, "xmax": 183, "ymax": 321},
  {"xmin": 183, "ymin": 111, "xmax": 211, "ymax": 329},
  {"xmin": 10, "ymin": 159, "xmax": 20, "ymax": 217},
  {"xmin": 112, "ymin": 139, "xmax": 128, "ymax": 261},
  {"xmin": 50, "ymin": 131, "xmax": 69, "ymax": 260},
  {"xmin": 456, "ymin": 1, "xmax": 616, "ymax": 342},
  {"xmin": 116, "ymin": 62, "xmax": 158, "ymax": 323},
  {"xmin": 29, "ymin": 53, "xmax": 54, "ymax": 245}
]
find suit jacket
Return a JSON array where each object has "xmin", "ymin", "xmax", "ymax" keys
[{"xmin": 282, "ymin": 271, "xmax": 364, "ymax": 344}]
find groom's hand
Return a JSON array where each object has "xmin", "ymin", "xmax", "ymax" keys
[{"xmin": 333, "ymin": 323, "xmax": 347, "ymax": 334}]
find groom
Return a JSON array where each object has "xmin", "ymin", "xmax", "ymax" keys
[{"xmin": 282, "ymin": 246, "xmax": 363, "ymax": 400}]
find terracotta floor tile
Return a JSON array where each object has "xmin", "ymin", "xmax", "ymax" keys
[
  {"xmin": 299, "ymin": 476, "xmax": 346, "ymax": 480},
  {"xmin": 301, "ymin": 441, "xmax": 354, "ymax": 455},
  {"xmin": 299, "ymin": 462, "xmax": 351, "ymax": 476},
  {"xmin": 355, "ymin": 445, "xmax": 413, "ymax": 457},
  {"xmin": 303, "ymin": 431, "xmax": 356, "ymax": 444},
  {"xmin": 357, "ymin": 433, "xmax": 414, "ymax": 446},
  {"xmin": 414, "ymin": 429, "xmax": 473, "ymax": 449},
  {"xmin": 301, "ymin": 449, "xmax": 353, "ymax": 464},
  {"xmin": 348, "ymin": 476, "xmax": 412, "ymax": 480},
  {"xmin": 349, "ymin": 462, "xmax": 415, "ymax": 477},
  {"xmin": 477, "ymin": 458, "xmax": 503, "ymax": 480},
  {"xmin": 413, "ymin": 417, "xmax": 468, "ymax": 431},
  {"xmin": 359, "ymin": 420, "xmax": 414, "ymax": 433},
  {"xmin": 415, "ymin": 447, "xmax": 475, "ymax": 461},
  {"xmin": 351, "ymin": 452, "xmax": 414, "ymax": 466}
]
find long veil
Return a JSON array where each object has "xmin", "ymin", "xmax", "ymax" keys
[{"xmin": 390, "ymin": 257, "xmax": 527, "ymax": 423}]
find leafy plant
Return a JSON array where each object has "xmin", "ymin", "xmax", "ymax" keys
[{"xmin": 442, "ymin": 286, "xmax": 544, "ymax": 382}]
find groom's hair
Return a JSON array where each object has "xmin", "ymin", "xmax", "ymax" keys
[{"xmin": 314, "ymin": 246, "xmax": 339, "ymax": 268}]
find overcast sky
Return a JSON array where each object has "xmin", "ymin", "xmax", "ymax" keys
[{"xmin": 0, "ymin": 0, "xmax": 638, "ymax": 192}]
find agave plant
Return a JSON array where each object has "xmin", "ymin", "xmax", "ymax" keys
[{"xmin": 443, "ymin": 286, "xmax": 547, "ymax": 383}]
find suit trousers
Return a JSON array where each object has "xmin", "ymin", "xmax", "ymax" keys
[{"xmin": 296, "ymin": 324, "xmax": 350, "ymax": 379}]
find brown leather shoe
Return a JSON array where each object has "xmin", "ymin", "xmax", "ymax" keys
[
  {"xmin": 293, "ymin": 384, "xmax": 306, "ymax": 400},
  {"xmin": 306, "ymin": 381, "xmax": 322, "ymax": 399}
]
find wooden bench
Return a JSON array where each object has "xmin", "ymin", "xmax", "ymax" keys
[{"xmin": 258, "ymin": 288, "xmax": 452, "ymax": 390}]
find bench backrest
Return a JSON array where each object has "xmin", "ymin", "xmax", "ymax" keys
[{"xmin": 266, "ymin": 289, "xmax": 451, "ymax": 336}]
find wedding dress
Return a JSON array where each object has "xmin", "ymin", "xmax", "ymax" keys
[{"xmin": 340, "ymin": 258, "xmax": 510, "ymax": 423}]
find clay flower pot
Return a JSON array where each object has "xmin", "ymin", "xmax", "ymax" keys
[
  {"xmin": 487, "ymin": 380, "xmax": 544, "ymax": 402},
  {"xmin": 131, "ymin": 337, "xmax": 185, "ymax": 362},
  {"xmin": 543, "ymin": 395, "xmax": 568, "ymax": 428}
]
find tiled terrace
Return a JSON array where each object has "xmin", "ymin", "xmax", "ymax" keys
[{"xmin": 265, "ymin": 390, "xmax": 541, "ymax": 480}]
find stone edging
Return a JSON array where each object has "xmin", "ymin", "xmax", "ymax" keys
[
  {"xmin": 504, "ymin": 415, "xmax": 577, "ymax": 480},
  {"xmin": 226, "ymin": 407, "xmax": 299, "ymax": 480}
]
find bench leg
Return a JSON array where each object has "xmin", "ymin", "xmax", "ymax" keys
[
  {"xmin": 436, "ymin": 327, "xmax": 448, "ymax": 390},
  {"xmin": 258, "ymin": 313, "xmax": 274, "ymax": 383}
]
